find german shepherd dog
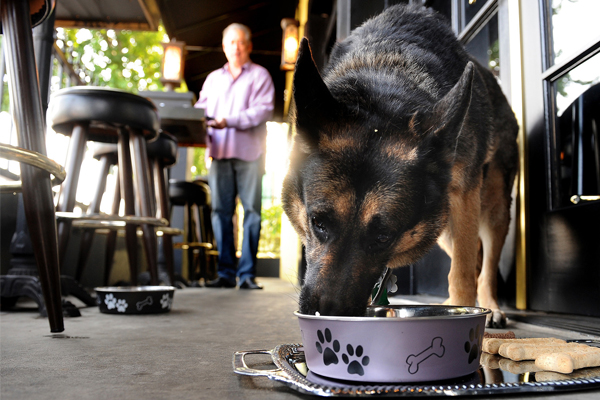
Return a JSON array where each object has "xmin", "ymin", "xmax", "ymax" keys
[{"xmin": 282, "ymin": 4, "xmax": 518, "ymax": 328}]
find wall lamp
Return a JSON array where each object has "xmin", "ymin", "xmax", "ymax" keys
[
  {"xmin": 281, "ymin": 18, "xmax": 299, "ymax": 71},
  {"xmin": 161, "ymin": 38, "xmax": 186, "ymax": 91}
]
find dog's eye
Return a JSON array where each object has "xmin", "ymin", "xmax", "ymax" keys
[
  {"xmin": 376, "ymin": 234, "xmax": 390, "ymax": 244},
  {"xmin": 311, "ymin": 216, "xmax": 328, "ymax": 241},
  {"xmin": 367, "ymin": 233, "xmax": 392, "ymax": 253}
]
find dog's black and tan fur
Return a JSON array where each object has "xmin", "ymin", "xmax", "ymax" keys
[{"xmin": 282, "ymin": 4, "xmax": 518, "ymax": 327}]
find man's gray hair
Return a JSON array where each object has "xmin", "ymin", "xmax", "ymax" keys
[{"xmin": 222, "ymin": 23, "xmax": 252, "ymax": 43}]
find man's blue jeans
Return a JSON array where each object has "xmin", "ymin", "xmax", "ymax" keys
[{"xmin": 208, "ymin": 157, "xmax": 263, "ymax": 283}]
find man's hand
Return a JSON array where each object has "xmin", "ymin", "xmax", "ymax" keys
[{"xmin": 207, "ymin": 117, "xmax": 227, "ymax": 129}]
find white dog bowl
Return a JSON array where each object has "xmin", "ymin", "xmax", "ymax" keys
[{"xmin": 295, "ymin": 305, "xmax": 490, "ymax": 382}]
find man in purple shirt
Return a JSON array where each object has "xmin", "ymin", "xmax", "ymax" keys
[{"xmin": 195, "ymin": 23, "xmax": 275, "ymax": 289}]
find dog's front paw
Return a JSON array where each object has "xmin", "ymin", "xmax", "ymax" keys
[{"xmin": 486, "ymin": 309, "xmax": 506, "ymax": 328}]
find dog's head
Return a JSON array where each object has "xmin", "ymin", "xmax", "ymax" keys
[{"xmin": 282, "ymin": 39, "xmax": 474, "ymax": 316}]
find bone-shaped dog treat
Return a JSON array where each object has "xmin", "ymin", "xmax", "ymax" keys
[
  {"xmin": 406, "ymin": 337, "xmax": 445, "ymax": 374},
  {"xmin": 498, "ymin": 359, "xmax": 542, "ymax": 374},
  {"xmin": 534, "ymin": 347, "xmax": 600, "ymax": 374},
  {"xmin": 136, "ymin": 296, "xmax": 153, "ymax": 310},
  {"xmin": 483, "ymin": 331, "xmax": 516, "ymax": 339},
  {"xmin": 482, "ymin": 337, "xmax": 565, "ymax": 354},
  {"xmin": 499, "ymin": 342, "xmax": 592, "ymax": 361},
  {"xmin": 480, "ymin": 352, "xmax": 502, "ymax": 369},
  {"xmin": 535, "ymin": 366, "xmax": 600, "ymax": 382}
]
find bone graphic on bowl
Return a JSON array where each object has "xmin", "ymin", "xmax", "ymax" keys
[
  {"xmin": 136, "ymin": 296, "xmax": 153, "ymax": 310},
  {"xmin": 406, "ymin": 337, "xmax": 445, "ymax": 374}
]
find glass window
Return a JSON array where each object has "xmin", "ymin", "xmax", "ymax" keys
[
  {"xmin": 549, "ymin": 0, "xmax": 600, "ymax": 66},
  {"xmin": 461, "ymin": 0, "xmax": 490, "ymax": 30},
  {"xmin": 553, "ymin": 53, "xmax": 600, "ymax": 207},
  {"xmin": 464, "ymin": 13, "xmax": 500, "ymax": 81},
  {"xmin": 555, "ymin": 52, "xmax": 600, "ymax": 116}
]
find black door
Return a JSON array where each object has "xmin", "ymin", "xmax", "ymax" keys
[{"xmin": 522, "ymin": 0, "xmax": 600, "ymax": 316}]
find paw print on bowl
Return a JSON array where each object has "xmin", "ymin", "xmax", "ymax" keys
[
  {"xmin": 160, "ymin": 293, "xmax": 172, "ymax": 309},
  {"xmin": 342, "ymin": 344, "xmax": 370, "ymax": 376},
  {"xmin": 315, "ymin": 328, "xmax": 340, "ymax": 365},
  {"xmin": 115, "ymin": 299, "xmax": 128, "ymax": 313},
  {"xmin": 104, "ymin": 293, "xmax": 117, "ymax": 310},
  {"xmin": 464, "ymin": 324, "xmax": 481, "ymax": 364}
]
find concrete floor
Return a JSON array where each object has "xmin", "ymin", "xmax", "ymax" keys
[{"xmin": 2, "ymin": 278, "xmax": 600, "ymax": 399}]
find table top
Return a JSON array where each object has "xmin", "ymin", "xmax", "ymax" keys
[{"xmin": 140, "ymin": 90, "xmax": 207, "ymax": 147}]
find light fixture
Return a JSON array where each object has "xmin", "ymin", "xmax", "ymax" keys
[
  {"xmin": 160, "ymin": 38, "xmax": 186, "ymax": 91},
  {"xmin": 280, "ymin": 18, "xmax": 299, "ymax": 71}
]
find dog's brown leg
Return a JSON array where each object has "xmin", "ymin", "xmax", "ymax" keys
[
  {"xmin": 478, "ymin": 166, "xmax": 512, "ymax": 327},
  {"xmin": 441, "ymin": 184, "xmax": 482, "ymax": 308}
]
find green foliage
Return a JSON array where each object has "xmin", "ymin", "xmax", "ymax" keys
[
  {"xmin": 55, "ymin": 25, "xmax": 170, "ymax": 93},
  {"xmin": 1, "ymin": 37, "xmax": 9, "ymax": 112},
  {"xmin": 259, "ymin": 203, "xmax": 282, "ymax": 255},
  {"xmin": 191, "ymin": 147, "xmax": 209, "ymax": 178}
]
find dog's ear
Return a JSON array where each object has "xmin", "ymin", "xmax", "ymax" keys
[
  {"xmin": 415, "ymin": 61, "xmax": 474, "ymax": 142},
  {"xmin": 293, "ymin": 38, "xmax": 339, "ymax": 148}
]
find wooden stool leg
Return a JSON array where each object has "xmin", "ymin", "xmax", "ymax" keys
[
  {"xmin": 75, "ymin": 154, "xmax": 112, "ymax": 281},
  {"xmin": 192, "ymin": 204, "xmax": 207, "ymax": 281},
  {"xmin": 56, "ymin": 124, "xmax": 88, "ymax": 267},
  {"xmin": 184, "ymin": 203, "xmax": 192, "ymax": 281},
  {"xmin": 118, "ymin": 131, "xmax": 139, "ymax": 285},
  {"xmin": 103, "ymin": 173, "xmax": 121, "ymax": 286},
  {"xmin": 153, "ymin": 160, "xmax": 175, "ymax": 285},
  {"xmin": 1, "ymin": 0, "xmax": 63, "ymax": 332},
  {"xmin": 129, "ymin": 132, "xmax": 159, "ymax": 285}
]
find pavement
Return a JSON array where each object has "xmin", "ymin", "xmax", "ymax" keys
[{"xmin": 1, "ymin": 277, "xmax": 600, "ymax": 400}]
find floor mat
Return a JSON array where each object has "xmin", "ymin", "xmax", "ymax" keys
[{"xmin": 507, "ymin": 313, "xmax": 600, "ymax": 337}]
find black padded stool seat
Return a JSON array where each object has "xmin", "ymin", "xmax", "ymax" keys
[
  {"xmin": 169, "ymin": 180, "xmax": 216, "ymax": 285},
  {"xmin": 92, "ymin": 143, "xmax": 119, "ymax": 161},
  {"xmin": 0, "ymin": 0, "xmax": 54, "ymax": 33},
  {"xmin": 169, "ymin": 180, "xmax": 210, "ymax": 207},
  {"xmin": 147, "ymin": 131, "xmax": 178, "ymax": 166},
  {"xmin": 47, "ymin": 86, "xmax": 159, "ymax": 143},
  {"xmin": 48, "ymin": 86, "xmax": 162, "ymax": 286}
]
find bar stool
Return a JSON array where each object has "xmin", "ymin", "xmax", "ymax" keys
[
  {"xmin": 47, "ymin": 86, "xmax": 163, "ymax": 285},
  {"xmin": 71, "ymin": 143, "xmax": 128, "ymax": 286},
  {"xmin": 0, "ymin": 0, "xmax": 64, "ymax": 332},
  {"xmin": 73, "ymin": 132, "xmax": 180, "ymax": 286},
  {"xmin": 169, "ymin": 179, "xmax": 217, "ymax": 285}
]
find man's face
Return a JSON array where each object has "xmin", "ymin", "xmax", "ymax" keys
[{"xmin": 222, "ymin": 28, "xmax": 252, "ymax": 67}]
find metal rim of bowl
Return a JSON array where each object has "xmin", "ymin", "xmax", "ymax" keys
[
  {"xmin": 94, "ymin": 286, "xmax": 176, "ymax": 293},
  {"xmin": 294, "ymin": 305, "xmax": 491, "ymax": 322}
]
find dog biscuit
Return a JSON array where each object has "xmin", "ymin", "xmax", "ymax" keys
[
  {"xmin": 482, "ymin": 337, "xmax": 565, "ymax": 354},
  {"xmin": 498, "ymin": 359, "xmax": 543, "ymax": 374},
  {"xmin": 535, "ymin": 366, "xmax": 600, "ymax": 382},
  {"xmin": 534, "ymin": 348, "xmax": 600, "ymax": 374},
  {"xmin": 480, "ymin": 352, "xmax": 502, "ymax": 369},
  {"xmin": 499, "ymin": 342, "xmax": 591, "ymax": 361},
  {"xmin": 484, "ymin": 331, "xmax": 516, "ymax": 339}
]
